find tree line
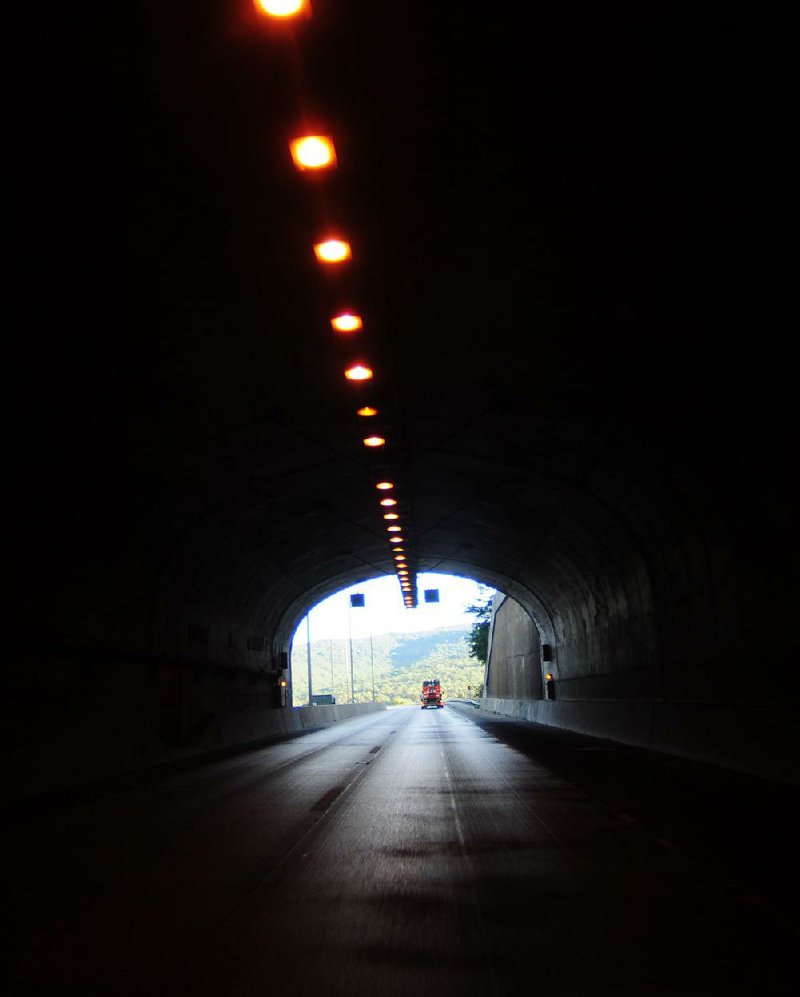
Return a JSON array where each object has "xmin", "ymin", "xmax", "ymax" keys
[{"xmin": 290, "ymin": 626, "xmax": 486, "ymax": 706}]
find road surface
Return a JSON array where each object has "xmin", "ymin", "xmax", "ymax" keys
[{"xmin": 3, "ymin": 705, "xmax": 797, "ymax": 995}]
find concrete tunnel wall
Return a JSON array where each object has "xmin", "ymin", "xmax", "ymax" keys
[
  {"xmin": 459, "ymin": 419, "xmax": 800, "ymax": 788},
  {"xmin": 5, "ymin": 1, "xmax": 799, "ymax": 817},
  {"xmin": 5, "ymin": 421, "xmax": 800, "ymax": 803},
  {"xmin": 485, "ymin": 568, "xmax": 798, "ymax": 787}
]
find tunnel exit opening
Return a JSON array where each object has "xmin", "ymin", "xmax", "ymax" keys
[{"xmin": 288, "ymin": 574, "xmax": 497, "ymax": 708}]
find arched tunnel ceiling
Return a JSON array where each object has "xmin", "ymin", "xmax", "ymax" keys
[{"xmin": 8, "ymin": 3, "xmax": 791, "ymax": 656}]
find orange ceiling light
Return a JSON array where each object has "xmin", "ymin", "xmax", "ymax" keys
[
  {"xmin": 389, "ymin": 537, "xmax": 404, "ymax": 544},
  {"xmin": 290, "ymin": 135, "xmax": 336, "ymax": 170},
  {"xmin": 313, "ymin": 238, "xmax": 351, "ymax": 263},
  {"xmin": 357, "ymin": 406, "xmax": 378, "ymax": 417},
  {"xmin": 375, "ymin": 481, "xmax": 393, "ymax": 490},
  {"xmin": 331, "ymin": 312, "xmax": 363, "ymax": 333},
  {"xmin": 255, "ymin": 0, "xmax": 312, "ymax": 19},
  {"xmin": 344, "ymin": 363, "xmax": 373, "ymax": 381},
  {"xmin": 380, "ymin": 498, "xmax": 397, "ymax": 507},
  {"xmin": 383, "ymin": 512, "xmax": 399, "ymax": 520},
  {"xmin": 363, "ymin": 436, "xmax": 385, "ymax": 448},
  {"xmin": 387, "ymin": 525, "xmax": 401, "ymax": 532}
]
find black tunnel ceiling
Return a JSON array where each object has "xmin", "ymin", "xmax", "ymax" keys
[{"xmin": 7, "ymin": 3, "xmax": 792, "ymax": 653}]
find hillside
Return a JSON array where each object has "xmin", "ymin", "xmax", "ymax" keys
[{"xmin": 290, "ymin": 625, "xmax": 484, "ymax": 706}]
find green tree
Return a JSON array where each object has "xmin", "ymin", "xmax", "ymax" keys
[{"xmin": 464, "ymin": 589, "xmax": 493, "ymax": 665}]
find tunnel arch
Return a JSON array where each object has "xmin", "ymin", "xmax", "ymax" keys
[{"xmin": 5, "ymin": 0, "xmax": 798, "ymax": 799}]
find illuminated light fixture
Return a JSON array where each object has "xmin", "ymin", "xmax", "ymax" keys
[
  {"xmin": 290, "ymin": 135, "xmax": 336, "ymax": 171},
  {"xmin": 380, "ymin": 498, "xmax": 397, "ymax": 507},
  {"xmin": 387, "ymin": 525, "xmax": 401, "ymax": 532},
  {"xmin": 383, "ymin": 512, "xmax": 399, "ymax": 520},
  {"xmin": 314, "ymin": 239, "xmax": 351, "ymax": 263},
  {"xmin": 376, "ymin": 481, "xmax": 393, "ymax": 490},
  {"xmin": 344, "ymin": 364, "xmax": 373, "ymax": 381},
  {"xmin": 331, "ymin": 312, "xmax": 362, "ymax": 333},
  {"xmin": 255, "ymin": 0, "xmax": 311, "ymax": 19},
  {"xmin": 391, "ymin": 546, "xmax": 404, "ymax": 552},
  {"xmin": 357, "ymin": 406, "xmax": 379, "ymax": 417},
  {"xmin": 389, "ymin": 536, "xmax": 404, "ymax": 544},
  {"xmin": 395, "ymin": 558, "xmax": 406, "ymax": 564},
  {"xmin": 363, "ymin": 436, "xmax": 385, "ymax": 448}
]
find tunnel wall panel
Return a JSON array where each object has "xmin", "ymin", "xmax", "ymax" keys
[
  {"xmin": 485, "ymin": 597, "xmax": 542, "ymax": 700},
  {"xmin": 482, "ymin": 696, "xmax": 799, "ymax": 785}
]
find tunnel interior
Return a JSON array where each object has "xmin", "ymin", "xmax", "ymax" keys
[{"xmin": 4, "ymin": 1, "xmax": 798, "ymax": 802}]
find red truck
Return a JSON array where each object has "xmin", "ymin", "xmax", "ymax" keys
[{"xmin": 420, "ymin": 679, "xmax": 444, "ymax": 709}]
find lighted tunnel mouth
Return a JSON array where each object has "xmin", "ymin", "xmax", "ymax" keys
[{"xmin": 286, "ymin": 573, "xmax": 496, "ymax": 707}]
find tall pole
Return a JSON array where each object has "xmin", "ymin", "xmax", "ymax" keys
[
  {"xmin": 348, "ymin": 600, "xmax": 355, "ymax": 704},
  {"xmin": 369, "ymin": 633, "xmax": 375, "ymax": 702},
  {"xmin": 305, "ymin": 613, "xmax": 313, "ymax": 705}
]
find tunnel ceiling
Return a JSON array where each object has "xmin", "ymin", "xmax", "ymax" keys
[{"xmin": 9, "ymin": 3, "xmax": 788, "ymax": 651}]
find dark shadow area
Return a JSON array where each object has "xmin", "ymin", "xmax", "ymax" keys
[
  {"xmin": 0, "ymin": 726, "xmax": 327, "ymax": 826},
  {"xmin": 450, "ymin": 703, "xmax": 800, "ymax": 921}
]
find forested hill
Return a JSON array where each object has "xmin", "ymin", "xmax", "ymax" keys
[
  {"xmin": 388, "ymin": 629, "xmax": 466, "ymax": 668},
  {"xmin": 290, "ymin": 625, "xmax": 485, "ymax": 706}
]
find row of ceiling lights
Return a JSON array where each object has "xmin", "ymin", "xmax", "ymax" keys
[{"xmin": 256, "ymin": 1, "xmax": 417, "ymax": 608}]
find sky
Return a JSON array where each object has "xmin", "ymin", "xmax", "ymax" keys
[{"xmin": 291, "ymin": 573, "xmax": 496, "ymax": 645}]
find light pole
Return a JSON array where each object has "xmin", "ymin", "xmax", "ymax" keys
[
  {"xmin": 305, "ymin": 612, "xmax": 313, "ymax": 705},
  {"xmin": 370, "ymin": 633, "xmax": 375, "ymax": 702},
  {"xmin": 348, "ymin": 592, "xmax": 365, "ymax": 704},
  {"xmin": 347, "ymin": 599, "xmax": 355, "ymax": 704}
]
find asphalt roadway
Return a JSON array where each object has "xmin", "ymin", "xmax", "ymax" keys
[{"xmin": 2, "ymin": 704, "xmax": 798, "ymax": 996}]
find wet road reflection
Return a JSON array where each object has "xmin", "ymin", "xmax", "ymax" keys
[{"xmin": 3, "ymin": 706, "xmax": 797, "ymax": 995}]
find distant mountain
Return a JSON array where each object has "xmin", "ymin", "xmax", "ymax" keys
[
  {"xmin": 384, "ymin": 626, "xmax": 469, "ymax": 667},
  {"xmin": 290, "ymin": 625, "xmax": 483, "ymax": 706}
]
